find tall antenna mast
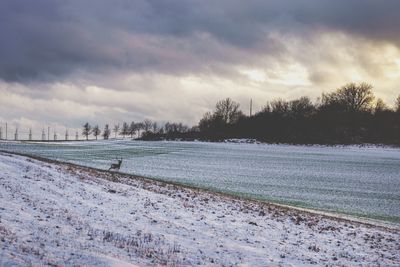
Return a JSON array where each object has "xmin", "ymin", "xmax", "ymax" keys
[
  {"xmin": 250, "ymin": 99, "xmax": 253, "ymax": 116},
  {"xmin": 14, "ymin": 128, "xmax": 18, "ymax": 141}
]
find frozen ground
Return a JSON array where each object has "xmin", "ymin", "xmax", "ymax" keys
[
  {"xmin": 1, "ymin": 140, "xmax": 400, "ymax": 224},
  {"xmin": 0, "ymin": 152, "xmax": 399, "ymax": 266}
]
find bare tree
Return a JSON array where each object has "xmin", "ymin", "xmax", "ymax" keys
[
  {"xmin": 82, "ymin": 122, "xmax": 91, "ymax": 140},
  {"xmin": 322, "ymin": 82, "xmax": 375, "ymax": 112},
  {"xmin": 129, "ymin": 121, "xmax": 137, "ymax": 138},
  {"xmin": 214, "ymin": 98, "xmax": 243, "ymax": 124},
  {"xmin": 270, "ymin": 99, "xmax": 290, "ymax": 114},
  {"xmin": 290, "ymin": 96, "xmax": 315, "ymax": 117},
  {"xmin": 198, "ymin": 112, "xmax": 213, "ymax": 132},
  {"xmin": 374, "ymin": 98, "xmax": 389, "ymax": 113},
  {"xmin": 92, "ymin": 125, "xmax": 101, "ymax": 140},
  {"xmin": 152, "ymin": 122, "xmax": 158, "ymax": 133},
  {"xmin": 136, "ymin": 122, "xmax": 144, "ymax": 138},
  {"xmin": 142, "ymin": 119, "xmax": 153, "ymax": 132},
  {"xmin": 165, "ymin": 122, "xmax": 189, "ymax": 133},
  {"xmin": 121, "ymin": 122, "xmax": 129, "ymax": 138},
  {"xmin": 102, "ymin": 124, "xmax": 111, "ymax": 139},
  {"xmin": 113, "ymin": 124, "xmax": 120, "ymax": 139}
]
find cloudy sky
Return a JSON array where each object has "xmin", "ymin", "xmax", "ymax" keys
[{"xmin": 1, "ymin": 0, "xmax": 400, "ymax": 138}]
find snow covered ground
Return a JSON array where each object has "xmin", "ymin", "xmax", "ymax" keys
[
  {"xmin": 2, "ymin": 140, "xmax": 400, "ymax": 224},
  {"xmin": 0, "ymin": 152, "xmax": 399, "ymax": 266}
]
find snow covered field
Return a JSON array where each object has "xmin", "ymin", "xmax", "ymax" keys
[
  {"xmin": 1, "ymin": 152, "xmax": 399, "ymax": 266},
  {"xmin": 2, "ymin": 140, "xmax": 400, "ymax": 225}
]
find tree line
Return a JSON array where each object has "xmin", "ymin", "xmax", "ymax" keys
[
  {"xmin": 83, "ymin": 82, "xmax": 400, "ymax": 145},
  {"xmin": 81, "ymin": 120, "xmax": 190, "ymax": 140}
]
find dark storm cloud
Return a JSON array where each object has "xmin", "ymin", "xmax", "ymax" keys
[{"xmin": 1, "ymin": 0, "xmax": 400, "ymax": 82}]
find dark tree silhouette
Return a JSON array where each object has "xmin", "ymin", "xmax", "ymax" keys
[
  {"xmin": 129, "ymin": 121, "xmax": 137, "ymax": 139},
  {"xmin": 142, "ymin": 119, "xmax": 153, "ymax": 133},
  {"xmin": 152, "ymin": 122, "xmax": 158, "ymax": 133},
  {"xmin": 270, "ymin": 99, "xmax": 290, "ymax": 115},
  {"xmin": 92, "ymin": 125, "xmax": 101, "ymax": 140},
  {"xmin": 113, "ymin": 124, "xmax": 120, "ymax": 139},
  {"xmin": 290, "ymin": 97, "xmax": 315, "ymax": 117},
  {"xmin": 103, "ymin": 124, "xmax": 111, "ymax": 139},
  {"xmin": 321, "ymin": 82, "xmax": 374, "ymax": 113},
  {"xmin": 198, "ymin": 98, "xmax": 244, "ymax": 139},
  {"xmin": 82, "ymin": 122, "xmax": 91, "ymax": 141},
  {"xmin": 121, "ymin": 122, "xmax": 129, "ymax": 138},
  {"xmin": 136, "ymin": 122, "xmax": 144, "ymax": 138},
  {"xmin": 215, "ymin": 98, "xmax": 243, "ymax": 124},
  {"xmin": 375, "ymin": 98, "xmax": 389, "ymax": 113}
]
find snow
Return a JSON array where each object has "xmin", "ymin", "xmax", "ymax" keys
[
  {"xmin": 1, "ymin": 152, "xmax": 399, "ymax": 266},
  {"xmin": 2, "ymin": 140, "xmax": 400, "ymax": 225}
]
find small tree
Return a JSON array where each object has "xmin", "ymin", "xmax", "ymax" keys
[
  {"xmin": 129, "ymin": 121, "xmax": 137, "ymax": 138},
  {"xmin": 113, "ymin": 124, "xmax": 120, "ymax": 139},
  {"xmin": 136, "ymin": 122, "xmax": 144, "ymax": 138},
  {"xmin": 92, "ymin": 125, "xmax": 101, "ymax": 140},
  {"xmin": 152, "ymin": 122, "xmax": 158, "ymax": 133},
  {"xmin": 121, "ymin": 122, "xmax": 129, "ymax": 138},
  {"xmin": 103, "ymin": 124, "xmax": 111, "ymax": 139},
  {"xmin": 82, "ymin": 122, "xmax": 91, "ymax": 140},
  {"xmin": 143, "ymin": 119, "xmax": 153, "ymax": 132}
]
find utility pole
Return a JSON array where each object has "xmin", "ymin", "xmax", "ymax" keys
[
  {"xmin": 48, "ymin": 127, "xmax": 50, "ymax": 142},
  {"xmin": 250, "ymin": 99, "xmax": 253, "ymax": 117},
  {"xmin": 42, "ymin": 129, "xmax": 46, "ymax": 141},
  {"xmin": 54, "ymin": 130, "xmax": 57, "ymax": 141},
  {"xmin": 6, "ymin": 123, "xmax": 7, "ymax": 140},
  {"xmin": 65, "ymin": 129, "xmax": 69, "ymax": 141},
  {"xmin": 29, "ymin": 128, "xmax": 32, "ymax": 141},
  {"xmin": 0, "ymin": 126, "xmax": 2, "ymax": 140},
  {"xmin": 14, "ymin": 128, "xmax": 18, "ymax": 141}
]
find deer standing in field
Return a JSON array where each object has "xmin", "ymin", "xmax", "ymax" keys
[{"xmin": 109, "ymin": 158, "xmax": 123, "ymax": 171}]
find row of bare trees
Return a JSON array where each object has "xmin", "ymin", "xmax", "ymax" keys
[{"xmin": 82, "ymin": 119, "xmax": 190, "ymax": 140}]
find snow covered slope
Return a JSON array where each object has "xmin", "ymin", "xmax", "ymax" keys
[{"xmin": 0, "ymin": 152, "xmax": 399, "ymax": 266}]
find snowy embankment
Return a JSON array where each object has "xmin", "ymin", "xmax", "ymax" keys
[{"xmin": 0, "ymin": 153, "xmax": 399, "ymax": 266}]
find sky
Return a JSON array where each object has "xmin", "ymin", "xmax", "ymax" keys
[{"xmin": 1, "ymin": 0, "xmax": 400, "ymax": 139}]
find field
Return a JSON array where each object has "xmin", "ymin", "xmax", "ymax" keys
[
  {"xmin": 1, "ymin": 152, "xmax": 399, "ymax": 266},
  {"xmin": 1, "ymin": 140, "xmax": 400, "ymax": 225}
]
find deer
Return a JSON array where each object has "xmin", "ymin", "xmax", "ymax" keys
[{"xmin": 108, "ymin": 158, "xmax": 123, "ymax": 171}]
